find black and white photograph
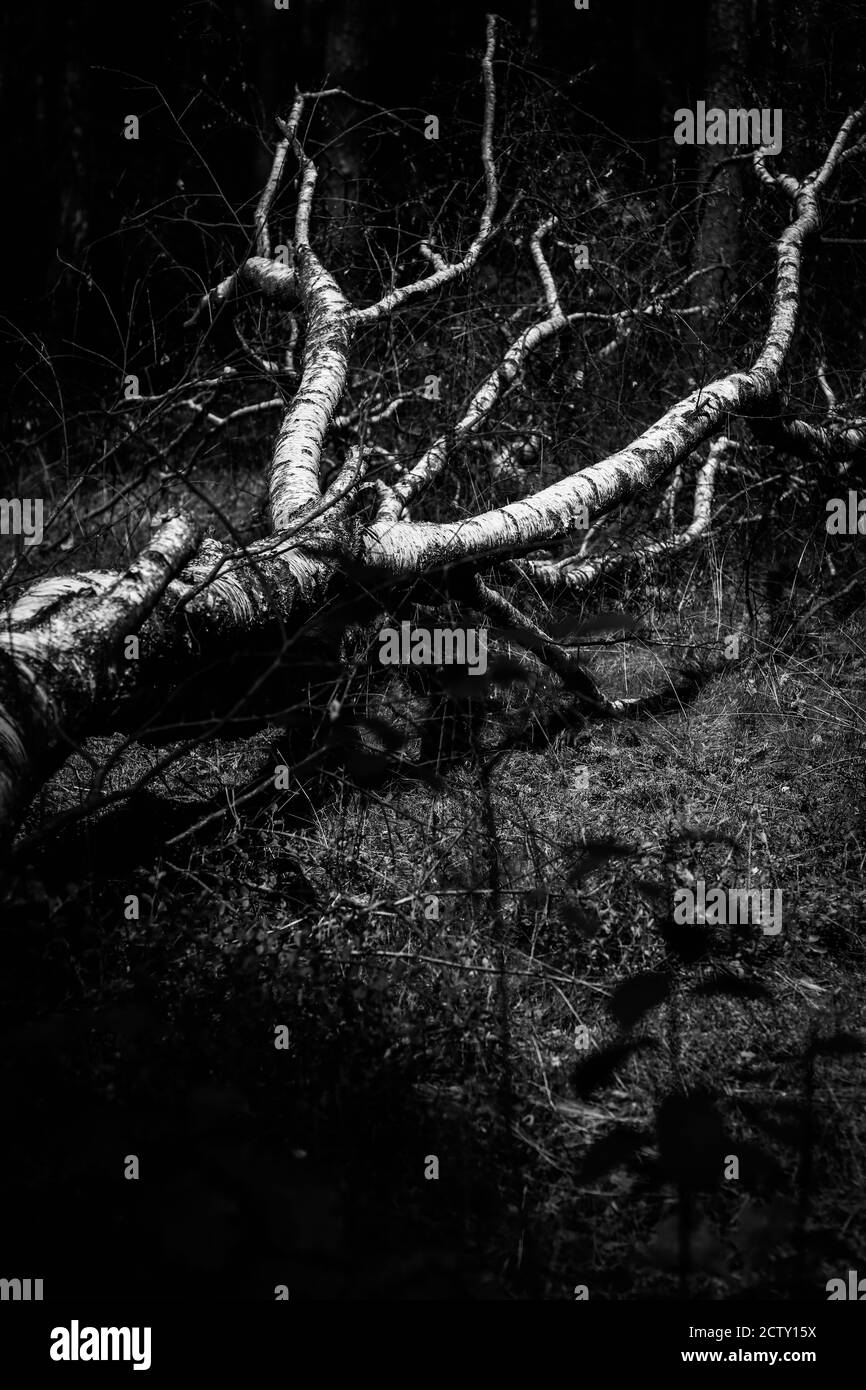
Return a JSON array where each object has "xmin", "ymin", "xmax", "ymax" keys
[{"xmin": 1, "ymin": 0, "xmax": 865, "ymax": 1360}]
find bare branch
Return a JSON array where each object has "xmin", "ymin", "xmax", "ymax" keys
[
  {"xmin": 472, "ymin": 576, "xmax": 637, "ymax": 714},
  {"xmin": 519, "ymin": 438, "xmax": 737, "ymax": 593},
  {"xmin": 377, "ymin": 267, "xmax": 731, "ymax": 525},
  {"xmin": 189, "ymin": 86, "xmax": 362, "ymax": 323},
  {"xmin": 184, "ymin": 257, "xmax": 298, "ymax": 329},
  {"xmin": 809, "ymin": 103, "xmax": 866, "ymax": 190},
  {"xmin": 254, "ymin": 110, "xmax": 296, "ymax": 257},
  {"xmin": 750, "ymin": 412, "xmax": 866, "ymax": 464},
  {"xmin": 345, "ymin": 14, "xmax": 500, "ymax": 327},
  {"xmin": 529, "ymin": 217, "xmax": 564, "ymax": 319},
  {"xmin": 816, "ymin": 358, "xmax": 838, "ymax": 416},
  {"xmin": 268, "ymin": 250, "xmax": 351, "ymax": 527},
  {"xmin": 363, "ymin": 108, "xmax": 860, "ymax": 575}
]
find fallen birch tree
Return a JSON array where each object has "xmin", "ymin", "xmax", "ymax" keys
[{"xmin": 1, "ymin": 15, "xmax": 865, "ymax": 849}]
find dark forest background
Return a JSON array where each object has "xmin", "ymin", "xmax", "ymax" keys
[
  {"xmin": 4, "ymin": 0, "xmax": 866, "ymax": 404},
  {"xmin": 2, "ymin": 0, "xmax": 866, "ymax": 1306}
]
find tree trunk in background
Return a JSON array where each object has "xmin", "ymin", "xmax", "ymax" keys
[
  {"xmin": 690, "ymin": 0, "xmax": 748, "ymax": 313},
  {"xmin": 321, "ymin": 0, "xmax": 369, "ymax": 238},
  {"xmin": 59, "ymin": 22, "xmax": 89, "ymax": 265},
  {"xmin": 764, "ymin": 0, "xmax": 824, "ymax": 168}
]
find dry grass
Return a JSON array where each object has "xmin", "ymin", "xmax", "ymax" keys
[{"xmin": 5, "ymin": 497, "xmax": 864, "ymax": 1300}]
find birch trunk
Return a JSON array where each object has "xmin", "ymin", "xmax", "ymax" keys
[{"xmin": 0, "ymin": 28, "xmax": 861, "ymax": 848}]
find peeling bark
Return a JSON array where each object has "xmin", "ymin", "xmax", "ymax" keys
[
  {"xmin": 521, "ymin": 438, "xmax": 737, "ymax": 593},
  {"xmin": 268, "ymin": 246, "xmax": 352, "ymax": 527},
  {"xmin": 0, "ymin": 517, "xmax": 198, "ymax": 839}
]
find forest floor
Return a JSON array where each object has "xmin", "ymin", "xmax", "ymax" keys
[{"xmin": 2, "ymin": 499, "xmax": 865, "ymax": 1300}]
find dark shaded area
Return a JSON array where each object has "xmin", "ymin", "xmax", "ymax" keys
[
  {"xmin": 1, "ymin": 0, "xmax": 865, "ymax": 1305},
  {"xmin": 5, "ymin": 0, "xmax": 865, "ymax": 393}
]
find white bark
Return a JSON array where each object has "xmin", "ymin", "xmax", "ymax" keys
[
  {"xmin": 361, "ymin": 127, "xmax": 864, "ymax": 576},
  {"xmin": 268, "ymin": 245, "xmax": 352, "ymax": 526},
  {"xmin": 521, "ymin": 437, "xmax": 737, "ymax": 593},
  {"xmin": 0, "ymin": 517, "xmax": 198, "ymax": 835},
  {"xmin": 0, "ymin": 46, "xmax": 861, "ymax": 846}
]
